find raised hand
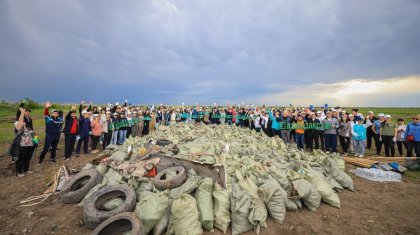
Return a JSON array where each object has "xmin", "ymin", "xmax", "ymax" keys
[{"xmin": 45, "ymin": 101, "xmax": 52, "ymax": 108}]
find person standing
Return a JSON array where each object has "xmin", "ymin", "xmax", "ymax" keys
[
  {"xmin": 90, "ymin": 114, "xmax": 102, "ymax": 153},
  {"xmin": 396, "ymin": 118, "xmax": 407, "ymax": 157},
  {"xmin": 62, "ymin": 105, "xmax": 78, "ymax": 161},
  {"xmin": 295, "ymin": 115, "xmax": 305, "ymax": 150},
  {"xmin": 351, "ymin": 116, "xmax": 372, "ymax": 158},
  {"xmin": 102, "ymin": 111, "xmax": 113, "ymax": 150},
  {"xmin": 39, "ymin": 102, "xmax": 63, "ymax": 164},
  {"xmin": 117, "ymin": 112, "xmax": 128, "ymax": 144},
  {"xmin": 338, "ymin": 115, "xmax": 351, "ymax": 154},
  {"xmin": 268, "ymin": 109, "xmax": 281, "ymax": 137},
  {"xmin": 404, "ymin": 114, "xmax": 420, "ymax": 157},
  {"xmin": 322, "ymin": 111, "xmax": 339, "ymax": 153},
  {"xmin": 316, "ymin": 111, "xmax": 325, "ymax": 150},
  {"xmin": 280, "ymin": 110, "xmax": 292, "ymax": 144},
  {"xmin": 305, "ymin": 112, "xmax": 321, "ymax": 150},
  {"xmin": 15, "ymin": 101, "xmax": 33, "ymax": 133},
  {"xmin": 14, "ymin": 107, "xmax": 37, "ymax": 176},
  {"xmin": 372, "ymin": 113, "xmax": 385, "ymax": 155},
  {"xmin": 76, "ymin": 108, "xmax": 91, "ymax": 156},
  {"xmin": 365, "ymin": 111, "xmax": 377, "ymax": 149},
  {"xmin": 380, "ymin": 115, "xmax": 397, "ymax": 157}
]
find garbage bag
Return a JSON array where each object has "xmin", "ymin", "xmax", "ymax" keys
[
  {"xmin": 110, "ymin": 150, "xmax": 127, "ymax": 161},
  {"xmin": 258, "ymin": 178, "xmax": 286, "ymax": 223},
  {"xmin": 101, "ymin": 198, "xmax": 124, "ymax": 210},
  {"xmin": 170, "ymin": 169, "xmax": 202, "ymax": 198},
  {"xmin": 153, "ymin": 207, "xmax": 171, "ymax": 235},
  {"xmin": 289, "ymin": 175, "xmax": 321, "ymax": 211},
  {"xmin": 278, "ymin": 185, "xmax": 299, "ymax": 211},
  {"xmin": 136, "ymin": 180, "xmax": 159, "ymax": 201},
  {"xmin": 323, "ymin": 158, "xmax": 354, "ymax": 191},
  {"xmin": 195, "ymin": 178, "xmax": 214, "ymax": 231},
  {"xmin": 171, "ymin": 194, "xmax": 203, "ymax": 235},
  {"xmin": 135, "ymin": 191, "xmax": 170, "ymax": 234},
  {"xmin": 101, "ymin": 168, "xmax": 126, "ymax": 186},
  {"xmin": 95, "ymin": 163, "xmax": 109, "ymax": 176},
  {"xmin": 78, "ymin": 184, "xmax": 103, "ymax": 206},
  {"xmin": 231, "ymin": 183, "xmax": 253, "ymax": 235},
  {"xmin": 212, "ymin": 183, "xmax": 231, "ymax": 234},
  {"xmin": 304, "ymin": 172, "xmax": 340, "ymax": 208}
]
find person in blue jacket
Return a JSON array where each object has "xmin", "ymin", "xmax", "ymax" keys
[
  {"xmin": 404, "ymin": 114, "xmax": 420, "ymax": 157},
  {"xmin": 351, "ymin": 116, "xmax": 372, "ymax": 158},
  {"xmin": 268, "ymin": 109, "xmax": 281, "ymax": 137},
  {"xmin": 39, "ymin": 102, "xmax": 63, "ymax": 164}
]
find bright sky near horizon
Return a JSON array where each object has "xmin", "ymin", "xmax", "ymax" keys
[{"xmin": 1, "ymin": 0, "xmax": 420, "ymax": 107}]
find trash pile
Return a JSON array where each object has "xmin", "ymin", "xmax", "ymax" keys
[{"xmin": 59, "ymin": 123, "xmax": 354, "ymax": 235}]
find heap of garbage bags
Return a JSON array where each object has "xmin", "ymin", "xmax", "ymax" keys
[{"xmin": 63, "ymin": 123, "xmax": 354, "ymax": 235}]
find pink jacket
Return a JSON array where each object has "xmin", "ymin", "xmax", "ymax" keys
[{"xmin": 90, "ymin": 119, "xmax": 102, "ymax": 136}]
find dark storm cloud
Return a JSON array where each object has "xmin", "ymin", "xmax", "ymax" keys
[{"xmin": 0, "ymin": 0, "xmax": 419, "ymax": 106}]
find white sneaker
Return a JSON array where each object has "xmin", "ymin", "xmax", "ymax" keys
[
  {"xmin": 358, "ymin": 154, "xmax": 364, "ymax": 158},
  {"xmin": 17, "ymin": 173, "xmax": 25, "ymax": 177}
]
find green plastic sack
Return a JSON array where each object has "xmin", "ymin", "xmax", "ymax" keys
[
  {"xmin": 195, "ymin": 178, "xmax": 214, "ymax": 231},
  {"xmin": 101, "ymin": 198, "xmax": 124, "ymax": 210},
  {"xmin": 78, "ymin": 184, "xmax": 103, "ymax": 206},
  {"xmin": 235, "ymin": 170, "xmax": 267, "ymax": 234},
  {"xmin": 171, "ymin": 194, "xmax": 203, "ymax": 235},
  {"xmin": 212, "ymin": 183, "xmax": 231, "ymax": 234},
  {"xmin": 95, "ymin": 163, "xmax": 109, "ymax": 176},
  {"xmin": 110, "ymin": 150, "xmax": 127, "ymax": 161},
  {"xmin": 102, "ymin": 168, "xmax": 126, "ymax": 186},
  {"xmin": 304, "ymin": 172, "xmax": 340, "ymax": 208},
  {"xmin": 291, "ymin": 178, "xmax": 321, "ymax": 211},
  {"xmin": 135, "ymin": 191, "xmax": 170, "ymax": 234},
  {"xmin": 170, "ymin": 169, "xmax": 202, "ymax": 198},
  {"xmin": 258, "ymin": 178, "xmax": 286, "ymax": 223},
  {"xmin": 153, "ymin": 207, "xmax": 171, "ymax": 235},
  {"xmin": 323, "ymin": 158, "xmax": 354, "ymax": 191},
  {"xmin": 277, "ymin": 185, "xmax": 299, "ymax": 211},
  {"xmin": 231, "ymin": 183, "xmax": 253, "ymax": 235},
  {"xmin": 136, "ymin": 180, "xmax": 159, "ymax": 201}
]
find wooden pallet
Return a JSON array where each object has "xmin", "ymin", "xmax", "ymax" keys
[{"xmin": 343, "ymin": 157, "xmax": 379, "ymax": 168}]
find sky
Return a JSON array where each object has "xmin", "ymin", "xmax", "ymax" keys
[{"xmin": 1, "ymin": 0, "xmax": 420, "ymax": 107}]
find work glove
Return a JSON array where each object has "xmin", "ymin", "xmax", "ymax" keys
[
  {"xmin": 379, "ymin": 136, "xmax": 382, "ymax": 142},
  {"xmin": 393, "ymin": 137, "xmax": 397, "ymax": 142}
]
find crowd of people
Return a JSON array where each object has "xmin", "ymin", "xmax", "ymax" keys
[{"xmin": 10, "ymin": 100, "xmax": 420, "ymax": 177}]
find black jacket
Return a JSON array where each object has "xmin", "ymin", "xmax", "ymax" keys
[{"xmin": 63, "ymin": 111, "xmax": 79, "ymax": 134}]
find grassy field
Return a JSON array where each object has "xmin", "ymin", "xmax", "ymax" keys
[{"xmin": 0, "ymin": 102, "xmax": 419, "ymax": 148}]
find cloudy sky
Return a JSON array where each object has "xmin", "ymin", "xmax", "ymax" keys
[{"xmin": 1, "ymin": 0, "xmax": 420, "ymax": 106}]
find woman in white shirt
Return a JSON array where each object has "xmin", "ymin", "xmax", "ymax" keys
[{"xmin": 396, "ymin": 118, "xmax": 407, "ymax": 156}]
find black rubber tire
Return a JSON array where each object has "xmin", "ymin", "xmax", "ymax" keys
[
  {"xmin": 156, "ymin": 139, "xmax": 171, "ymax": 146},
  {"xmin": 153, "ymin": 166, "xmax": 186, "ymax": 191},
  {"xmin": 83, "ymin": 185, "xmax": 136, "ymax": 229},
  {"xmin": 60, "ymin": 168, "xmax": 103, "ymax": 204},
  {"xmin": 92, "ymin": 212, "xmax": 144, "ymax": 235}
]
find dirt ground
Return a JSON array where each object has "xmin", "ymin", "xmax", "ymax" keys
[{"xmin": 0, "ymin": 145, "xmax": 419, "ymax": 235}]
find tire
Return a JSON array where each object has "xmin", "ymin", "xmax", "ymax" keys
[
  {"xmin": 92, "ymin": 212, "xmax": 144, "ymax": 235},
  {"xmin": 60, "ymin": 168, "xmax": 103, "ymax": 204},
  {"xmin": 153, "ymin": 166, "xmax": 186, "ymax": 191},
  {"xmin": 83, "ymin": 185, "xmax": 136, "ymax": 229},
  {"xmin": 156, "ymin": 139, "xmax": 171, "ymax": 146}
]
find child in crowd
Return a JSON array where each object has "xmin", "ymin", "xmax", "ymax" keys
[{"xmin": 352, "ymin": 116, "xmax": 372, "ymax": 158}]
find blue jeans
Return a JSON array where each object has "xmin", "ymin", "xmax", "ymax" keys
[
  {"xmin": 296, "ymin": 133, "xmax": 304, "ymax": 149},
  {"xmin": 118, "ymin": 129, "xmax": 127, "ymax": 144},
  {"xmin": 324, "ymin": 134, "xmax": 337, "ymax": 152},
  {"xmin": 111, "ymin": 130, "xmax": 119, "ymax": 145}
]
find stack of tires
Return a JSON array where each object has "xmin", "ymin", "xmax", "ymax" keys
[{"xmin": 60, "ymin": 165, "xmax": 188, "ymax": 234}]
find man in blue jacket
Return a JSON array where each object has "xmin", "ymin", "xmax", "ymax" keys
[
  {"xmin": 39, "ymin": 102, "xmax": 63, "ymax": 164},
  {"xmin": 76, "ymin": 108, "xmax": 91, "ymax": 156},
  {"xmin": 405, "ymin": 114, "xmax": 420, "ymax": 157}
]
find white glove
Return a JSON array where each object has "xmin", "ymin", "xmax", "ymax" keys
[
  {"xmin": 353, "ymin": 133, "xmax": 359, "ymax": 137},
  {"xmin": 393, "ymin": 137, "xmax": 397, "ymax": 142},
  {"xmin": 379, "ymin": 137, "xmax": 382, "ymax": 142}
]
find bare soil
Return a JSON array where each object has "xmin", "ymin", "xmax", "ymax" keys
[{"xmin": 0, "ymin": 146, "xmax": 419, "ymax": 235}]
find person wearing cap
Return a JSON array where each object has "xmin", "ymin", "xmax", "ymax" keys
[
  {"xmin": 305, "ymin": 112, "xmax": 321, "ymax": 150},
  {"xmin": 280, "ymin": 110, "xmax": 292, "ymax": 144},
  {"xmin": 322, "ymin": 111, "xmax": 340, "ymax": 153},
  {"xmin": 347, "ymin": 114, "xmax": 356, "ymax": 153},
  {"xmin": 76, "ymin": 108, "xmax": 91, "ymax": 156},
  {"xmin": 338, "ymin": 114, "xmax": 351, "ymax": 154},
  {"xmin": 90, "ymin": 113, "xmax": 102, "ymax": 153},
  {"xmin": 351, "ymin": 115, "xmax": 372, "ymax": 158},
  {"xmin": 62, "ymin": 105, "xmax": 79, "ymax": 161},
  {"xmin": 130, "ymin": 111, "xmax": 141, "ymax": 137},
  {"xmin": 404, "ymin": 114, "xmax": 420, "ymax": 157},
  {"xmin": 117, "ymin": 112, "xmax": 128, "ymax": 144},
  {"xmin": 268, "ymin": 109, "xmax": 281, "ymax": 138},
  {"xmin": 380, "ymin": 114, "xmax": 397, "ymax": 157},
  {"xmin": 372, "ymin": 113, "xmax": 385, "ymax": 155},
  {"xmin": 111, "ymin": 112, "xmax": 119, "ymax": 144},
  {"xmin": 101, "ymin": 111, "xmax": 113, "ymax": 149},
  {"xmin": 396, "ymin": 118, "xmax": 407, "ymax": 157},
  {"xmin": 39, "ymin": 102, "xmax": 63, "ymax": 164},
  {"xmin": 365, "ymin": 111, "xmax": 377, "ymax": 149},
  {"xmin": 315, "ymin": 111, "xmax": 325, "ymax": 150}
]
